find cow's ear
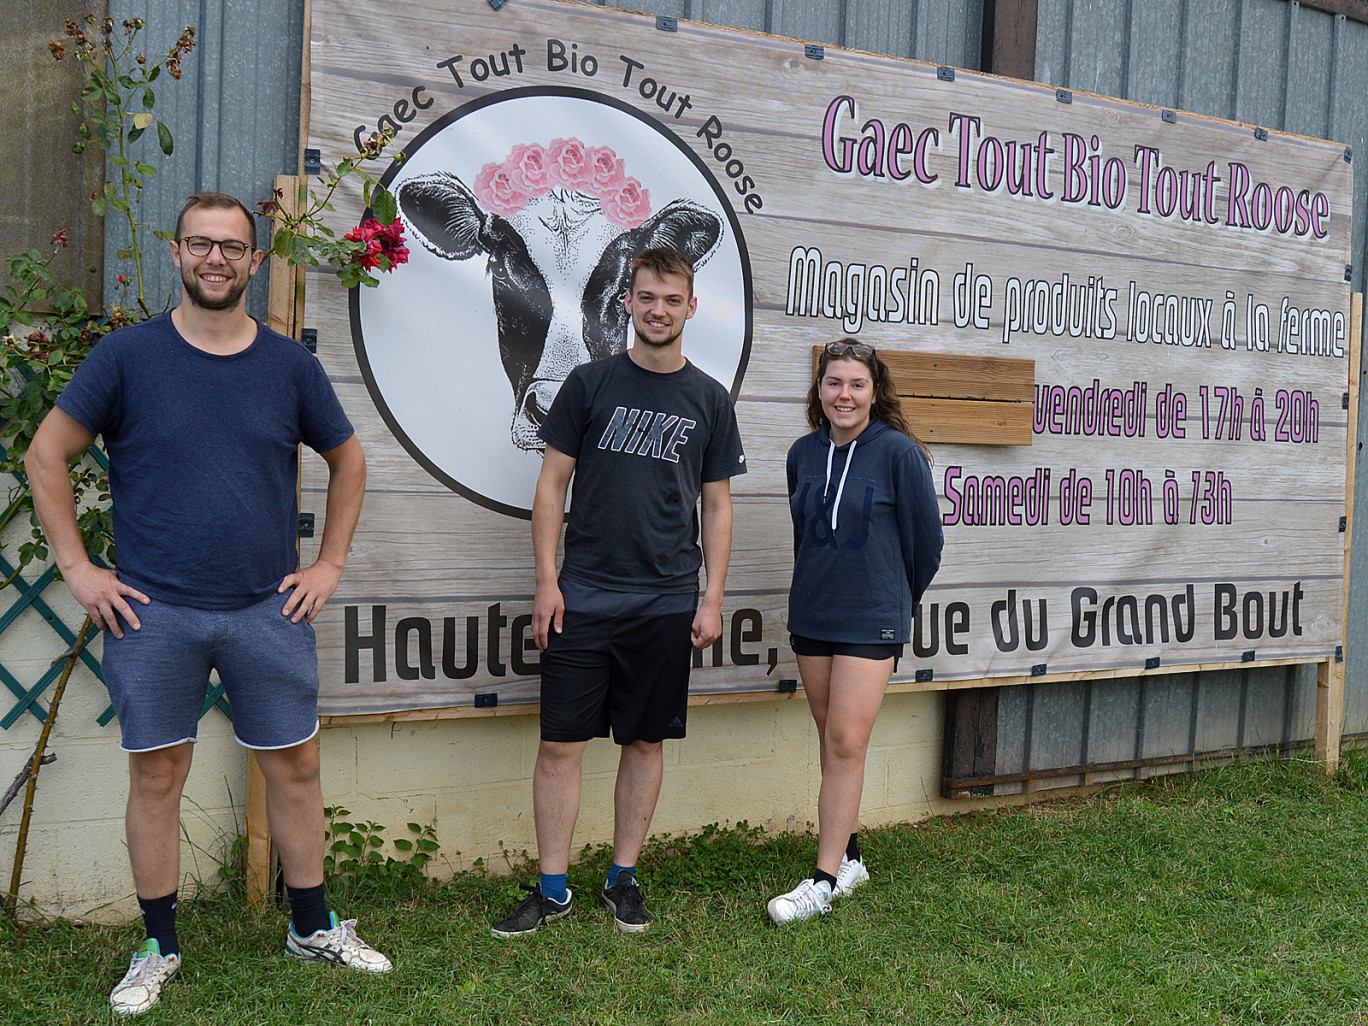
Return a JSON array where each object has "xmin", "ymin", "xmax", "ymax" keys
[
  {"xmin": 396, "ymin": 173, "xmax": 497, "ymax": 260},
  {"xmin": 636, "ymin": 200, "xmax": 725, "ymax": 271}
]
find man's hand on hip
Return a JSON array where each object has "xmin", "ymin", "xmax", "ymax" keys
[
  {"xmin": 278, "ymin": 559, "xmax": 343, "ymax": 623},
  {"xmin": 65, "ymin": 561, "xmax": 150, "ymax": 639}
]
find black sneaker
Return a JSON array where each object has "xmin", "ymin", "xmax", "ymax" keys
[
  {"xmin": 490, "ymin": 883, "xmax": 573, "ymax": 938},
  {"xmin": 600, "ymin": 874, "xmax": 652, "ymax": 933}
]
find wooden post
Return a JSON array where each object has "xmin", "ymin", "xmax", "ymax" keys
[
  {"xmin": 244, "ymin": 751, "xmax": 272, "ymax": 904},
  {"xmin": 981, "ymin": 0, "xmax": 1039, "ymax": 80},
  {"xmin": 247, "ymin": 168, "xmax": 310, "ymax": 902},
  {"xmin": 1318, "ymin": 292, "xmax": 1362, "ymax": 772}
]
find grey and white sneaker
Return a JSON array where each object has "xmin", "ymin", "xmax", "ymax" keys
[
  {"xmin": 286, "ymin": 913, "xmax": 393, "ymax": 973},
  {"xmin": 491, "ymin": 884, "xmax": 574, "ymax": 938},
  {"xmin": 601, "ymin": 874, "xmax": 653, "ymax": 933},
  {"xmin": 834, "ymin": 856, "xmax": 869, "ymax": 898},
  {"xmin": 767, "ymin": 878, "xmax": 832, "ymax": 925},
  {"xmin": 109, "ymin": 938, "xmax": 180, "ymax": 1016}
]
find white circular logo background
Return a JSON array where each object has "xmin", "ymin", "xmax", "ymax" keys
[{"xmin": 352, "ymin": 87, "xmax": 752, "ymax": 518}]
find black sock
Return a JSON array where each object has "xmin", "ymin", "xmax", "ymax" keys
[
  {"xmin": 138, "ymin": 891, "xmax": 179, "ymax": 958},
  {"xmin": 813, "ymin": 869, "xmax": 838, "ymax": 891},
  {"xmin": 846, "ymin": 833, "xmax": 861, "ymax": 862},
  {"xmin": 286, "ymin": 882, "xmax": 331, "ymax": 937}
]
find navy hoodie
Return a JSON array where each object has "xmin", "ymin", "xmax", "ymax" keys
[{"xmin": 786, "ymin": 419, "xmax": 944, "ymax": 645}]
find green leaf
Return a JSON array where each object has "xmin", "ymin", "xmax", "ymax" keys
[
  {"xmin": 103, "ymin": 182, "xmax": 116, "ymax": 199},
  {"xmin": 136, "ymin": 163, "xmax": 157, "ymax": 177},
  {"xmin": 73, "ymin": 141, "xmax": 87, "ymax": 155},
  {"xmin": 80, "ymin": 85, "xmax": 101, "ymax": 102},
  {"xmin": 393, "ymin": 839, "xmax": 413, "ymax": 852},
  {"xmin": 142, "ymin": 87, "xmax": 155, "ymax": 109},
  {"xmin": 372, "ymin": 187, "xmax": 397, "ymax": 224},
  {"xmin": 91, "ymin": 198, "xmax": 108, "ymax": 216},
  {"xmin": 271, "ymin": 228, "xmax": 295, "ymax": 259},
  {"xmin": 148, "ymin": 65, "xmax": 160, "ymax": 83},
  {"xmin": 157, "ymin": 121, "xmax": 173, "ymax": 156},
  {"xmin": 109, "ymin": 155, "xmax": 130, "ymax": 167}
]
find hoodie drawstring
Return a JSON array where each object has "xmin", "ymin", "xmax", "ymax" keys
[{"xmin": 823, "ymin": 438, "xmax": 856, "ymax": 531}]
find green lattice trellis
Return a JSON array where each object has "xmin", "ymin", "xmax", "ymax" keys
[{"xmin": 0, "ymin": 451, "xmax": 231, "ymax": 731}]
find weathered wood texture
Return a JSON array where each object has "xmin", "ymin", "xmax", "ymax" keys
[
  {"xmin": 302, "ymin": 0, "xmax": 1355, "ymax": 716},
  {"xmin": 812, "ymin": 346, "xmax": 1036, "ymax": 443}
]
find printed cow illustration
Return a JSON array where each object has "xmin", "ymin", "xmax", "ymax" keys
[{"xmin": 396, "ymin": 139, "xmax": 724, "ymax": 451}]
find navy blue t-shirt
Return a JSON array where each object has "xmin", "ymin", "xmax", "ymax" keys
[
  {"xmin": 539, "ymin": 352, "xmax": 747, "ymax": 593},
  {"xmin": 56, "ymin": 313, "xmax": 355, "ymax": 609}
]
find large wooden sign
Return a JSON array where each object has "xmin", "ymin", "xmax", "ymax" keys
[{"xmin": 303, "ymin": 0, "xmax": 1354, "ymax": 716}]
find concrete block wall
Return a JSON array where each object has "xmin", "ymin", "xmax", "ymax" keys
[
  {"xmin": 317, "ymin": 689, "xmax": 954, "ymax": 882},
  {"xmin": 0, "ymin": 586, "xmax": 245, "ymax": 922}
]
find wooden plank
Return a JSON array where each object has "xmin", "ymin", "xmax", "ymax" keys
[
  {"xmin": 1317, "ymin": 291, "xmax": 1361, "ymax": 771},
  {"xmin": 266, "ymin": 174, "xmax": 301, "ymax": 338},
  {"xmin": 812, "ymin": 346, "xmax": 1035, "ymax": 402},
  {"xmin": 244, "ymin": 751, "xmax": 272, "ymax": 905},
  {"xmin": 903, "ymin": 397, "xmax": 1034, "ymax": 445},
  {"xmin": 940, "ymin": 688, "xmax": 1001, "ymax": 798},
  {"xmin": 982, "ymin": 0, "xmax": 1040, "ymax": 80},
  {"xmin": 1294, "ymin": 1, "xmax": 1368, "ymax": 27},
  {"xmin": 889, "ymin": 352, "xmax": 1035, "ymax": 403}
]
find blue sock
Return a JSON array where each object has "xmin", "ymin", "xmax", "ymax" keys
[
  {"xmin": 606, "ymin": 863, "xmax": 635, "ymax": 888},
  {"xmin": 137, "ymin": 891, "xmax": 179, "ymax": 958},
  {"xmin": 539, "ymin": 872, "xmax": 569, "ymax": 904}
]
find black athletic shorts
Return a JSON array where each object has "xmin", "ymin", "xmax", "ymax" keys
[
  {"xmin": 540, "ymin": 580, "xmax": 697, "ymax": 745},
  {"xmin": 789, "ymin": 633, "xmax": 903, "ymax": 670}
]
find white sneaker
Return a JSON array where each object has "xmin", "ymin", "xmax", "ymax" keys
[
  {"xmin": 834, "ymin": 856, "xmax": 869, "ymax": 898},
  {"xmin": 285, "ymin": 913, "xmax": 393, "ymax": 973},
  {"xmin": 109, "ymin": 939, "xmax": 180, "ymax": 1016},
  {"xmin": 767, "ymin": 878, "xmax": 832, "ymax": 925}
]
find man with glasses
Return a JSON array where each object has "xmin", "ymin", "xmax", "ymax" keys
[{"xmin": 26, "ymin": 192, "xmax": 390, "ymax": 1016}]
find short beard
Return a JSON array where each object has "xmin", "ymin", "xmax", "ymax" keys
[
  {"xmin": 181, "ymin": 269, "xmax": 249, "ymax": 312},
  {"xmin": 633, "ymin": 324, "xmax": 684, "ymax": 349}
]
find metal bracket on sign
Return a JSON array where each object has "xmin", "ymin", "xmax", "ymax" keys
[
  {"xmin": 298, "ymin": 513, "xmax": 315, "ymax": 538},
  {"xmin": 656, "ymin": 15, "xmax": 677, "ymax": 31},
  {"xmin": 804, "ymin": 44, "xmax": 824, "ymax": 60},
  {"xmin": 300, "ymin": 328, "xmax": 317, "ymax": 353},
  {"xmin": 937, "ymin": 66, "xmax": 955, "ymax": 82},
  {"xmin": 303, "ymin": 149, "xmax": 321, "ymax": 175}
]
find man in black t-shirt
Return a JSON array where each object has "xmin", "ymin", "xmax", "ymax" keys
[{"xmin": 492, "ymin": 248, "xmax": 746, "ymax": 937}]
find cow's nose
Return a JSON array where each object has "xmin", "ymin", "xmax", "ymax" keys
[{"xmin": 520, "ymin": 380, "xmax": 562, "ymax": 427}]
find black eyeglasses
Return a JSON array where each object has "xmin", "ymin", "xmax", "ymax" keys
[
  {"xmin": 178, "ymin": 236, "xmax": 252, "ymax": 261},
  {"xmin": 825, "ymin": 341, "xmax": 875, "ymax": 358}
]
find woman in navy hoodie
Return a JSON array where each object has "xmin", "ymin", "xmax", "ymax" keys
[{"xmin": 767, "ymin": 340, "xmax": 944, "ymax": 925}]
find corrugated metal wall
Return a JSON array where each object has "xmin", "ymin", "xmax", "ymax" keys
[
  {"xmin": 76, "ymin": 0, "xmax": 1366, "ymax": 790},
  {"xmin": 103, "ymin": 0, "xmax": 305, "ymax": 320},
  {"xmin": 997, "ymin": 0, "xmax": 1368, "ymax": 793}
]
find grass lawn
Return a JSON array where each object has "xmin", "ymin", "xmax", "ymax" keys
[{"xmin": 4, "ymin": 750, "xmax": 1368, "ymax": 1024}]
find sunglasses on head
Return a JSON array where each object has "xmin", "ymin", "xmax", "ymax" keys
[{"xmin": 825, "ymin": 341, "xmax": 875, "ymax": 358}]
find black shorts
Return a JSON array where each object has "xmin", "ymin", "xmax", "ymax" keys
[
  {"xmin": 789, "ymin": 633, "xmax": 903, "ymax": 671},
  {"xmin": 540, "ymin": 582, "xmax": 697, "ymax": 745}
]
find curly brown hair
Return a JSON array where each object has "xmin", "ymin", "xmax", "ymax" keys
[{"xmin": 805, "ymin": 339, "xmax": 930, "ymax": 459}]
